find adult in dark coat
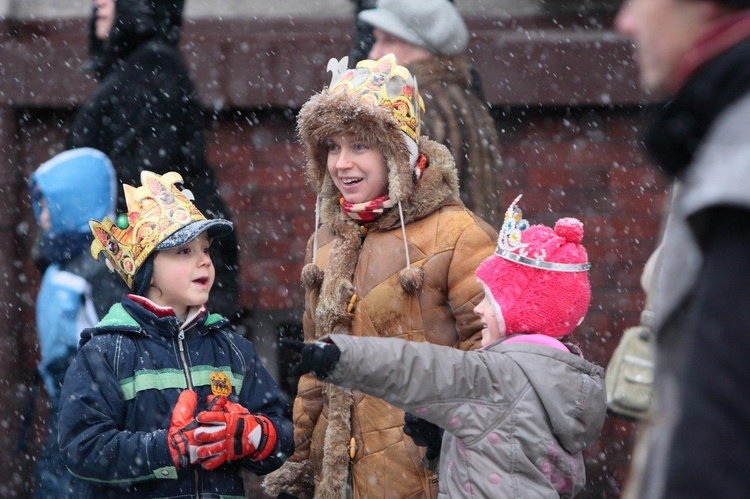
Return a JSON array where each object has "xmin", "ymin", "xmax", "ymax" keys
[
  {"xmin": 68, "ymin": 0, "xmax": 240, "ymax": 319},
  {"xmin": 617, "ymin": 0, "xmax": 750, "ymax": 497}
]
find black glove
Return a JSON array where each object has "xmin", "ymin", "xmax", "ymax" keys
[
  {"xmin": 403, "ymin": 413, "xmax": 443, "ymax": 461},
  {"xmin": 280, "ymin": 338, "xmax": 341, "ymax": 379}
]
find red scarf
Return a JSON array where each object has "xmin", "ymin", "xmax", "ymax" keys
[
  {"xmin": 670, "ymin": 11, "xmax": 750, "ymax": 93},
  {"xmin": 339, "ymin": 194, "xmax": 396, "ymax": 223}
]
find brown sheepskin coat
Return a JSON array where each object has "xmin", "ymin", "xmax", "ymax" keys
[{"xmin": 263, "ymin": 138, "xmax": 496, "ymax": 499}]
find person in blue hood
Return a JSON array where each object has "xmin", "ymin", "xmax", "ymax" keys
[
  {"xmin": 57, "ymin": 170, "xmax": 293, "ymax": 498},
  {"xmin": 29, "ymin": 147, "xmax": 127, "ymax": 498}
]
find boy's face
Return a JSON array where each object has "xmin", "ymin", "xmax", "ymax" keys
[
  {"xmin": 148, "ymin": 232, "xmax": 214, "ymax": 318},
  {"xmin": 474, "ymin": 294, "xmax": 506, "ymax": 348}
]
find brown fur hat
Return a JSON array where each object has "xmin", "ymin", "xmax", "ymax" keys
[{"xmin": 297, "ymin": 63, "xmax": 419, "ymax": 206}]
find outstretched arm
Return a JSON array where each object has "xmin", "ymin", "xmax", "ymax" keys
[{"xmin": 286, "ymin": 335, "xmax": 518, "ymax": 441}]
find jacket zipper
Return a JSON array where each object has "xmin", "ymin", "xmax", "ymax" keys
[
  {"xmin": 178, "ymin": 330, "xmax": 194, "ymax": 390},
  {"xmin": 177, "ymin": 329, "xmax": 199, "ymax": 499}
]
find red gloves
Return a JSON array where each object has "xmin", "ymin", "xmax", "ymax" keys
[
  {"xmin": 195, "ymin": 395, "xmax": 278, "ymax": 470},
  {"xmin": 166, "ymin": 390, "xmax": 276, "ymax": 470},
  {"xmin": 167, "ymin": 390, "xmax": 228, "ymax": 469}
]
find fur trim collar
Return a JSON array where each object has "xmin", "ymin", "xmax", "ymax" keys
[{"xmin": 407, "ymin": 55, "xmax": 473, "ymax": 90}]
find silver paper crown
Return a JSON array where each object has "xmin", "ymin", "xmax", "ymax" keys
[{"xmin": 496, "ymin": 195, "xmax": 591, "ymax": 273}]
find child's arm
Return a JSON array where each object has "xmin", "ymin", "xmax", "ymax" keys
[
  {"xmin": 58, "ymin": 338, "xmax": 179, "ymax": 483},
  {"xmin": 289, "ymin": 335, "xmax": 521, "ymax": 441}
]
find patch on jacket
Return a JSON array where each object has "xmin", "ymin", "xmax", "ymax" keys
[{"xmin": 210, "ymin": 371, "xmax": 232, "ymax": 396}]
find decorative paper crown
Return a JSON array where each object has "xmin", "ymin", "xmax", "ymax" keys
[
  {"xmin": 89, "ymin": 171, "xmax": 208, "ymax": 289},
  {"xmin": 496, "ymin": 195, "xmax": 591, "ymax": 272},
  {"xmin": 326, "ymin": 54, "xmax": 424, "ymax": 143}
]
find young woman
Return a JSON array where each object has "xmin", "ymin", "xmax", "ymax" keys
[{"xmin": 263, "ymin": 54, "xmax": 497, "ymax": 498}]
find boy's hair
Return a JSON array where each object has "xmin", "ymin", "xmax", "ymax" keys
[
  {"xmin": 475, "ymin": 195, "xmax": 591, "ymax": 338},
  {"xmin": 89, "ymin": 170, "xmax": 232, "ymax": 290}
]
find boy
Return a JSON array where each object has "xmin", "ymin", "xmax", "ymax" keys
[
  {"xmin": 58, "ymin": 170, "xmax": 293, "ymax": 498},
  {"xmin": 285, "ymin": 195, "xmax": 606, "ymax": 497},
  {"xmin": 29, "ymin": 148, "xmax": 126, "ymax": 497}
]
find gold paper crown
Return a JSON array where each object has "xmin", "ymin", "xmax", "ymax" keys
[
  {"xmin": 327, "ymin": 54, "xmax": 425, "ymax": 143},
  {"xmin": 89, "ymin": 170, "xmax": 207, "ymax": 289}
]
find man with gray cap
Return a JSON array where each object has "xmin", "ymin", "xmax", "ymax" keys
[{"xmin": 360, "ymin": 0, "xmax": 504, "ymax": 226}]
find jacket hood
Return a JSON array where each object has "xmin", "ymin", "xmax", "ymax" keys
[
  {"xmin": 497, "ymin": 341, "xmax": 606, "ymax": 454},
  {"xmin": 30, "ymin": 148, "xmax": 116, "ymax": 235},
  {"xmin": 88, "ymin": 0, "xmax": 184, "ymax": 79}
]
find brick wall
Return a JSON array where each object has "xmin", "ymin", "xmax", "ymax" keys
[{"xmin": 1, "ymin": 12, "xmax": 665, "ymax": 498}]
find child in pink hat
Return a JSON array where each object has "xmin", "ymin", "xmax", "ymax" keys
[
  {"xmin": 283, "ymin": 194, "xmax": 607, "ymax": 498},
  {"xmin": 474, "ymin": 193, "xmax": 592, "ymax": 350}
]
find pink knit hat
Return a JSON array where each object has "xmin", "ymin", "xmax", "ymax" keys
[{"xmin": 475, "ymin": 195, "xmax": 591, "ymax": 338}]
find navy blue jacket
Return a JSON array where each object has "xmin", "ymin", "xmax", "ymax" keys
[{"xmin": 58, "ymin": 295, "xmax": 293, "ymax": 498}]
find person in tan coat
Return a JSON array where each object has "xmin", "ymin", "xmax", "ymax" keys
[{"xmin": 262, "ymin": 54, "xmax": 496, "ymax": 498}]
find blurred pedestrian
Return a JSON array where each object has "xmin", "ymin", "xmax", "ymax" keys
[
  {"xmin": 616, "ymin": 0, "xmax": 750, "ymax": 496},
  {"xmin": 359, "ymin": 0, "xmax": 505, "ymax": 226},
  {"xmin": 58, "ymin": 170, "xmax": 293, "ymax": 497},
  {"xmin": 262, "ymin": 54, "xmax": 496, "ymax": 498},
  {"xmin": 67, "ymin": 0, "xmax": 240, "ymax": 320},
  {"xmin": 28, "ymin": 148, "xmax": 126, "ymax": 497},
  {"xmin": 284, "ymin": 195, "xmax": 606, "ymax": 498}
]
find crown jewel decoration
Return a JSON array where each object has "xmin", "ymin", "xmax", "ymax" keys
[
  {"xmin": 496, "ymin": 195, "xmax": 591, "ymax": 273},
  {"xmin": 327, "ymin": 54, "xmax": 425, "ymax": 143},
  {"xmin": 89, "ymin": 171, "xmax": 207, "ymax": 289}
]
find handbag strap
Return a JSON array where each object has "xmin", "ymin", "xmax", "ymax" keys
[{"xmin": 636, "ymin": 246, "xmax": 662, "ymax": 342}]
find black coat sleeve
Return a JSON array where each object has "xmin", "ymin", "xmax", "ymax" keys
[{"xmin": 663, "ymin": 206, "xmax": 750, "ymax": 498}]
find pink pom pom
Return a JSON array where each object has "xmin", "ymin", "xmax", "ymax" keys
[{"xmin": 555, "ymin": 218, "xmax": 584, "ymax": 243}]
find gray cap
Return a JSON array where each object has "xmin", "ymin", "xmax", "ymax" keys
[
  {"xmin": 359, "ymin": 0, "xmax": 469, "ymax": 56},
  {"xmin": 155, "ymin": 218, "xmax": 233, "ymax": 250}
]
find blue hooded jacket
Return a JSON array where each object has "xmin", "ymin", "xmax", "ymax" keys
[{"xmin": 29, "ymin": 148, "xmax": 120, "ymax": 398}]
